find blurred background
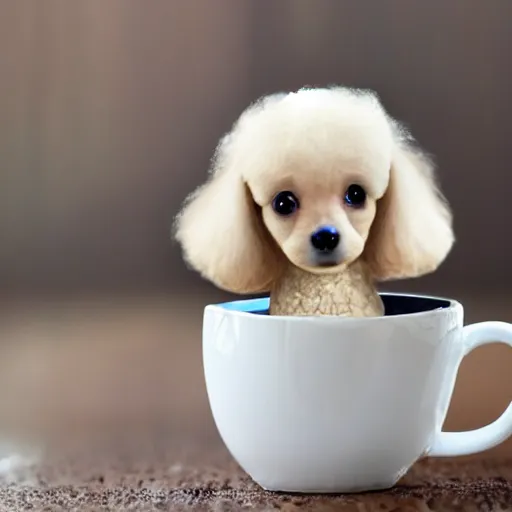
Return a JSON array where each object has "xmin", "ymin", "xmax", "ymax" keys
[{"xmin": 0, "ymin": 0, "xmax": 510, "ymax": 470}]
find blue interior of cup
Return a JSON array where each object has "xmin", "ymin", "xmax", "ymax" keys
[{"xmin": 218, "ymin": 294, "xmax": 451, "ymax": 316}]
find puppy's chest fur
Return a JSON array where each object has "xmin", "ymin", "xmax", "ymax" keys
[{"xmin": 269, "ymin": 261, "xmax": 384, "ymax": 317}]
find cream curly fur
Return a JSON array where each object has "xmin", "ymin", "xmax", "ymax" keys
[{"xmin": 174, "ymin": 87, "xmax": 454, "ymax": 317}]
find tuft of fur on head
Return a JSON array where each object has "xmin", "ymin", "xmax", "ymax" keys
[{"xmin": 173, "ymin": 86, "xmax": 454, "ymax": 292}]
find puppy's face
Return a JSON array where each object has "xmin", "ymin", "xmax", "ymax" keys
[
  {"xmin": 244, "ymin": 95, "xmax": 393, "ymax": 274},
  {"xmin": 257, "ymin": 180, "xmax": 380, "ymax": 274},
  {"xmin": 176, "ymin": 87, "xmax": 453, "ymax": 293}
]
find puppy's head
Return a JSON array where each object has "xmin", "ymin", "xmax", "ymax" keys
[{"xmin": 174, "ymin": 87, "xmax": 454, "ymax": 293}]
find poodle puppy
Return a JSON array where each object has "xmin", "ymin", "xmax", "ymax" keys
[{"xmin": 174, "ymin": 87, "xmax": 454, "ymax": 317}]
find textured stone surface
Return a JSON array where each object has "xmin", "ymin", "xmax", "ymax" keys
[
  {"xmin": 0, "ymin": 436, "xmax": 510, "ymax": 511},
  {"xmin": 270, "ymin": 261, "xmax": 384, "ymax": 317}
]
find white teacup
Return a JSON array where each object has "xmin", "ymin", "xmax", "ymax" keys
[{"xmin": 203, "ymin": 293, "xmax": 512, "ymax": 493}]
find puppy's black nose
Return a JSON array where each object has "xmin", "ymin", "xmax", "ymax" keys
[{"xmin": 311, "ymin": 226, "xmax": 340, "ymax": 252}]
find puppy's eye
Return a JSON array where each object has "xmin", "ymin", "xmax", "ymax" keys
[
  {"xmin": 272, "ymin": 191, "xmax": 299, "ymax": 216},
  {"xmin": 344, "ymin": 184, "xmax": 366, "ymax": 207}
]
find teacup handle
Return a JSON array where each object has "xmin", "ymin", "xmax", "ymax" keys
[{"xmin": 429, "ymin": 321, "xmax": 512, "ymax": 457}]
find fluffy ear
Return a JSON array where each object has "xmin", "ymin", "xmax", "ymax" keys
[
  {"xmin": 173, "ymin": 137, "xmax": 283, "ymax": 294},
  {"xmin": 364, "ymin": 140, "xmax": 454, "ymax": 281}
]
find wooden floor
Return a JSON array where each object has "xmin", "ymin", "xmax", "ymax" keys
[{"xmin": 0, "ymin": 292, "xmax": 509, "ymax": 510}]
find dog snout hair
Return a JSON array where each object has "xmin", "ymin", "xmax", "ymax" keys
[{"xmin": 310, "ymin": 225, "xmax": 340, "ymax": 253}]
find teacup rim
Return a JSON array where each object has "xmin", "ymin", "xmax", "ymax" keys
[{"xmin": 205, "ymin": 292, "xmax": 463, "ymax": 323}]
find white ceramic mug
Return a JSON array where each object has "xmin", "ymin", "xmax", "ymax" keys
[{"xmin": 203, "ymin": 293, "xmax": 512, "ymax": 493}]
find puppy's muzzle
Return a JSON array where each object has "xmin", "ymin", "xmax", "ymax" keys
[{"xmin": 310, "ymin": 226, "xmax": 340, "ymax": 253}]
